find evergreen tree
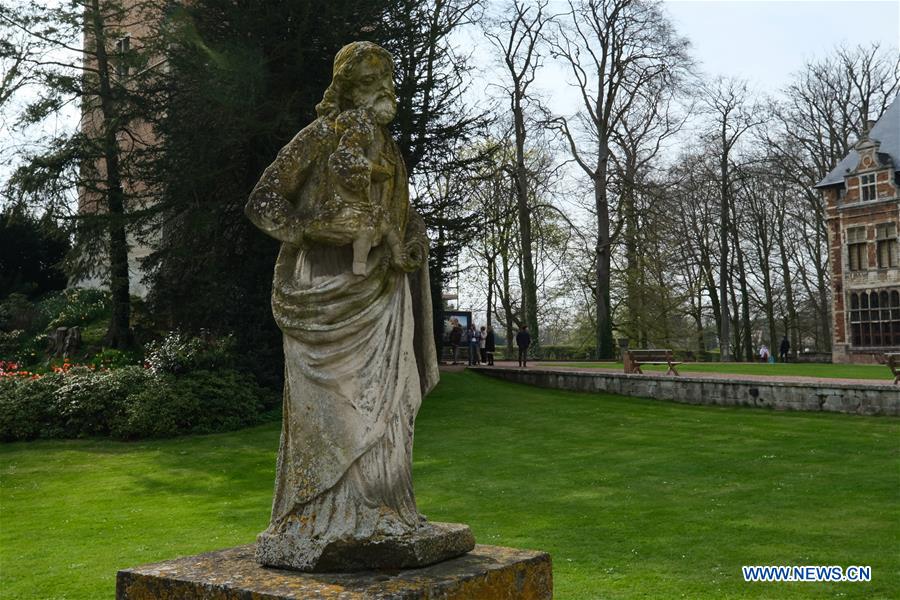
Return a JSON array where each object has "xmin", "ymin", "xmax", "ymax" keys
[
  {"xmin": 1, "ymin": 0, "xmax": 167, "ymax": 348},
  {"xmin": 143, "ymin": 0, "xmax": 395, "ymax": 384},
  {"xmin": 0, "ymin": 204, "xmax": 69, "ymax": 299}
]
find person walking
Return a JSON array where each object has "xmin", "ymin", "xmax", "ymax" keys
[
  {"xmin": 466, "ymin": 323, "xmax": 479, "ymax": 366},
  {"xmin": 779, "ymin": 335, "xmax": 790, "ymax": 363},
  {"xmin": 516, "ymin": 325, "xmax": 531, "ymax": 368},
  {"xmin": 759, "ymin": 344, "xmax": 769, "ymax": 363},
  {"xmin": 485, "ymin": 326, "xmax": 496, "ymax": 366},
  {"xmin": 479, "ymin": 326, "xmax": 488, "ymax": 364}
]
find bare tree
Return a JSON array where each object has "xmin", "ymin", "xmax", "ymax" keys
[
  {"xmin": 547, "ymin": 0, "xmax": 691, "ymax": 358},
  {"xmin": 610, "ymin": 75, "xmax": 691, "ymax": 346},
  {"xmin": 698, "ymin": 76, "xmax": 762, "ymax": 361},
  {"xmin": 484, "ymin": 0, "xmax": 553, "ymax": 352}
]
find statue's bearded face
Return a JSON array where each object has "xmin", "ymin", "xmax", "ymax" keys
[{"xmin": 347, "ymin": 55, "xmax": 397, "ymax": 125}]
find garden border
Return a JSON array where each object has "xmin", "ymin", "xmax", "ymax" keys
[{"xmin": 470, "ymin": 366, "xmax": 900, "ymax": 416}]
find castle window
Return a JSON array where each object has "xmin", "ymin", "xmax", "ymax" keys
[
  {"xmin": 848, "ymin": 288, "xmax": 900, "ymax": 347},
  {"xmin": 115, "ymin": 36, "xmax": 130, "ymax": 78},
  {"xmin": 876, "ymin": 223, "xmax": 898, "ymax": 269},
  {"xmin": 847, "ymin": 226, "xmax": 867, "ymax": 271},
  {"xmin": 860, "ymin": 172, "xmax": 877, "ymax": 201}
]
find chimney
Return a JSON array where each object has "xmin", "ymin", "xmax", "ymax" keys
[{"xmin": 865, "ymin": 119, "xmax": 876, "ymax": 134}]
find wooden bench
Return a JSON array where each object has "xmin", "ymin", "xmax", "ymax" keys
[
  {"xmin": 624, "ymin": 349, "xmax": 682, "ymax": 376},
  {"xmin": 885, "ymin": 353, "xmax": 900, "ymax": 385}
]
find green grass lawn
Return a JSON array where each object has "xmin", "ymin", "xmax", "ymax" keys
[
  {"xmin": 538, "ymin": 361, "xmax": 896, "ymax": 381},
  {"xmin": 2, "ymin": 371, "xmax": 898, "ymax": 598}
]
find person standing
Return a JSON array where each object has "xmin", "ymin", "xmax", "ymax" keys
[
  {"xmin": 779, "ymin": 335, "xmax": 790, "ymax": 363},
  {"xmin": 479, "ymin": 325, "xmax": 488, "ymax": 364},
  {"xmin": 516, "ymin": 325, "xmax": 531, "ymax": 367},
  {"xmin": 759, "ymin": 344, "xmax": 769, "ymax": 363},
  {"xmin": 448, "ymin": 320, "xmax": 463, "ymax": 364},
  {"xmin": 466, "ymin": 323, "xmax": 479, "ymax": 366},
  {"xmin": 485, "ymin": 326, "xmax": 496, "ymax": 366}
]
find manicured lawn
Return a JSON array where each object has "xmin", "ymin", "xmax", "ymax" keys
[
  {"xmin": 538, "ymin": 361, "xmax": 896, "ymax": 380},
  {"xmin": 1, "ymin": 371, "xmax": 898, "ymax": 598}
]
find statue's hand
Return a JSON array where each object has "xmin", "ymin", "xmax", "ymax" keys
[
  {"xmin": 392, "ymin": 208, "xmax": 429, "ymax": 272},
  {"xmin": 397, "ymin": 238, "xmax": 426, "ymax": 272}
]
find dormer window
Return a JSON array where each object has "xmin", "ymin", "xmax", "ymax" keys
[{"xmin": 860, "ymin": 172, "xmax": 877, "ymax": 201}]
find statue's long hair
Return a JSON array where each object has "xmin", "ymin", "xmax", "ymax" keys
[{"xmin": 315, "ymin": 41, "xmax": 394, "ymax": 121}]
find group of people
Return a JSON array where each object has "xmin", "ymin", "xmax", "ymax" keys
[
  {"xmin": 447, "ymin": 321, "xmax": 533, "ymax": 367},
  {"xmin": 448, "ymin": 322, "xmax": 496, "ymax": 366},
  {"xmin": 758, "ymin": 336, "xmax": 791, "ymax": 363}
]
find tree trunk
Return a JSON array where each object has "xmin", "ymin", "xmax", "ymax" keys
[
  {"xmin": 90, "ymin": 0, "xmax": 131, "ymax": 349},
  {"xmin": 430, "ymin": 224, "xmax": 446, "ymax": 362},
  {"xmin": 719, "ymin": 150, "xmax": 731, "ymax": 361},
  {"xmin": 756, "ymin": 228, "xmax": 777, "ymax": 353},
  {"xmin": 594, "ymin": 141, "xmax": 614, "ymax": 359},
  {"xmin": 728, "ymin": 252, "xmax": 741, "ymax": 360},
  {"xmin": 512, "ymin": 94, "xmax": 539, "ymax": 354},
  {"xmin": 622, "ymin": 159, "xmax": 641, "ymax": 345},
  {"xmin": 814, "ymin": 224, "xmax": 832, "ymax": 352},
  {"xmin": 776, "ymin": 220, "xmax": 799, "ymax": 357},
  {"xmin": 729, "ymin": 219, "xmax": 753, "ymax": 361},
  {"xmin": 700, "ymin": 245, "xmax": 722, "ymax": 337},
  {"xmin": 695, "ymin": 289, "xmax": 705, "ymax": 355},
  {"xmin": 486, "ymin": 248, "xmax": 494, "ymax": 330},
  {"xmin": 500, "ymin": 242, "xmax": 514, "ymax": 359}
]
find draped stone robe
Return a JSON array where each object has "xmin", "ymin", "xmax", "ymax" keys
[{"xmin": 245, "ymin": 116, "xmax": 439, "ymax": 569}]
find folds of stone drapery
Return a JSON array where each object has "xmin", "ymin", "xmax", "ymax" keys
[{"xmin": 268, "ymin": 242, "xmax": 422, "ymax": 527}]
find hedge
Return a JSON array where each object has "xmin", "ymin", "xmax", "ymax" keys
[{"xmin": 0, "ymin": 366, "xmax": 278, "ymax": 441}]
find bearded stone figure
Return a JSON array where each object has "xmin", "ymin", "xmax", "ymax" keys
[{"xmin": 245, "ymin": 41, "xmax": 472, "ymax": 572}]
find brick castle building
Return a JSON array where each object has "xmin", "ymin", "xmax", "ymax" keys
[{"xmin": 817, "ymin": 97, "xmax": 900, "ymax": 363}]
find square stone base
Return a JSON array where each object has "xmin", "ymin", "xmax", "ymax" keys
[{"xmin": 116, "ymin": 543, "xmax": 552, "ymax": 599}]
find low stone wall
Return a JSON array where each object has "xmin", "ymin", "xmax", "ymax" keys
[{"xmin": 471, "ymin": 367, "xmax": 899, "ymax": 417}]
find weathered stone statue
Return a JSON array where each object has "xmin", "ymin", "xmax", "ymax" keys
[{"xmin": 245, "ymin": 41, "xmax": 472, "ymax": 572}]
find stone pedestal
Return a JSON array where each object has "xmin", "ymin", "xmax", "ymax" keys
[
  {"xmin": 116, "ymin": 544, "xmax": 552, "ymax": 599},
  {"xmin": 257, "ymin": 521, "xmax": 475, "ymax": 572}
]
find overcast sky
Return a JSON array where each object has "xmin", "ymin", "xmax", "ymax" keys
[
  {"xmin": 506, "ymin": 0, "xmax": 900, "ymax": 117},
  {"xmin": 663, "ymin": 0, "xmax": 899, "ymax": 91}
]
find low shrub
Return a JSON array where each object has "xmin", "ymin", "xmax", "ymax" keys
[
  {"xmin": 0, "ymin": 294, "xmax": 36, "ymax": 331},
  {"xmin": 673, "ymin": 349, "xmax": 717, "ymax": 362},
  {"xmin": 0, "ymin": 366, "xmax": 276, "ymax": 442},
  {"xmin": 0, "ymin": 372, "xmax": 63, "ymax": 441},
  {"xmin": 537, "ymin": 345, "xmax": 597, "ymax": 360},
  {"xmin": 0, "ymin": 329, "xmax": 25, "ymax": 358},
  {"xmin": 53, "ymin": 366, "xmax": 151, "ymax": 438},
  {"xmin": 114, "ymin": 370, "xmax": 272, "ymax": 439},
  {"xmin": 44, "ymin": 288, "xmax": 111, "ymax": 331},
  {"xmin": 89, "ymin": 348, "xmax": 142, "ymax": 370},
  {"xmin": 144, "ymin": 331, "xmax": 237, "ymax": 375}
]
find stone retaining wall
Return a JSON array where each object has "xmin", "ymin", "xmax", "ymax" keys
[{"xmin": 471, "ymin": 367, "xmax": 899, "ymax": 416}]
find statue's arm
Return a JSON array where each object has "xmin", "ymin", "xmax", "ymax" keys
[
  {"xmin": 395, "ymin": 207, "xmax": 429, "ymax": 272},
  {"xmin": 245, "ymin": 126, "xmax": 323, "ymax": 243}
]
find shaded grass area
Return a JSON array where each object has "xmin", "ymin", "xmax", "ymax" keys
[
  {"xmin": 1, "ymin": 371, "xmax": 897, "ymax": 598},
  {"xmin": 538, "ymin": 361, "xmax": 895, "ymax": 381}
]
